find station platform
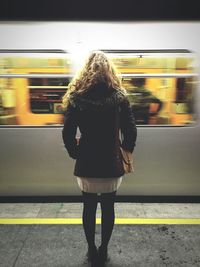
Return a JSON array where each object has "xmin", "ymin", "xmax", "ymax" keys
[{"xmin": 0, "ymin": 202, "xmax": 200, "ymax": 266}]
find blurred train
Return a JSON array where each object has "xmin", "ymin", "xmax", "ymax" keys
[{"xmin": 0, "ymin": 21, "xmax": 200, "ymax": 196}]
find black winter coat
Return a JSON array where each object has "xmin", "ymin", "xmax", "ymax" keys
[{"xmin": 62, "ymin": 84, "xmax": 137, "ymax": 178}]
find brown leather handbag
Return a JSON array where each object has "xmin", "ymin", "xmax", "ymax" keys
[{"xmin": 119, "ymin": 147, "xmax": 134, "ymax": 174}]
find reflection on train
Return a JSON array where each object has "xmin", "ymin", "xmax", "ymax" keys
[
  {"xmin": 0, "ymin": 49, "xmax": 197, "ymax": 126},
  {"xmin": 126, "ymin": 77, "xmax": 163, "ymax": 124},
  {"xmin": 109, "ymin": 50, "xmax": 196, "ymax": 126}
]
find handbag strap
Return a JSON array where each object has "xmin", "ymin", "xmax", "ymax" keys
[{"xmin": 115, "ymin": 104, "xmax": 121, "ymax": 146}]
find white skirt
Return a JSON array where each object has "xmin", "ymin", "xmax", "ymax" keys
[{"xmin": 76, "ymin": 176, "xmax": 123, "ymax": 194}]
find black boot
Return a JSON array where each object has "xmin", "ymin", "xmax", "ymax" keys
[
  {"xmin": 86, "ymin": 245, "xmax": 98, "ymax": 266},
  {"xmin": 97, "ymin": 245, "xmax": 109, "ymax": 266}
]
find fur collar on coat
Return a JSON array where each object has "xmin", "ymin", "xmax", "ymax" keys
[{"xmin": 68, "ymin": 83, "xmax": 126, "ymax": 111}]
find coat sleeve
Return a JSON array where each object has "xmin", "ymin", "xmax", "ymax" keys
[
  {"xmin": 120, "ymin": 97, "xmax": 137, "ymax": 153},
  {"xmin": 62, "ymin": 103, "xmax": 79, "ymax": 159}
]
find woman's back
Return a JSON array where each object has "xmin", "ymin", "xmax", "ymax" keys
[
  {"xmin": 62, "ymin": 82, "xmax": 136, "ymax": 178},
  {"xmin": 69, "ymin": 83, "xmax": 124, "ymax": 141}
]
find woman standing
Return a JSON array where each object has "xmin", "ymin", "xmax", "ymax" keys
[{"xmin": 62, "ymin": 51, "xmax": 137, "ymax": 266}]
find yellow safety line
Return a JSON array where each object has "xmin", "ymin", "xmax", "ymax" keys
[{"xmin": 0, "ymin": 218, "xmax": 200, "ymax": 224}]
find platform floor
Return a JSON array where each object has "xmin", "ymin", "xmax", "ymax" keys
[
  {"xmin": 0, "ymin": 202, "xmax": 200, "ymax": 218},
  {"xmin": 1, "ymin": 224, "xmax": 200, "ymax": 267},
  {"xmin": 0, "ymin": 203, "xmax": 200, "ymax": 267}
]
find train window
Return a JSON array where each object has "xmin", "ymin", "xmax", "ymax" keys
[
  {"xmin": 0, "ymin": 50, "xmax": 72, "ymax": 126},
  {"xmin": 105, "ymin": 50, "xmax": 197, "ymax": 126},
  {"xmin": 122, "ymin": 76, "xmax": 197, "ymax": 126},
  {"xmin": 29, "ymin": 78, "xmax": 69, "ymax": 114}
]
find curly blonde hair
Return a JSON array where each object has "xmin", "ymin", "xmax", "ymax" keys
[{"xmin": 62, "ymin": 50, "xmax": 126, "ymax": 109}]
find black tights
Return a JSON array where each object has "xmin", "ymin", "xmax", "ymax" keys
[{"xmin": 82, "ymin": 191, "xmax": 116, "ymax": 249}]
